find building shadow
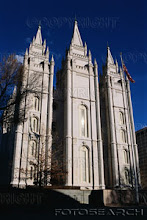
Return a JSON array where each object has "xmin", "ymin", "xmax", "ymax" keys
[{"xmin": 0, "ymin": 186, "xmax": 83, "ymax": 217}]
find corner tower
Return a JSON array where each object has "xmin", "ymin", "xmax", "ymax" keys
[
  {"xmin": 11, "ymin": 25, "xmax": 54, "ymax": 187},
  {"xmin": 100, "ymin": 46, "xmax": 140, "ymax": 189},
  {"xmin": 56, "ymin": 21, "xmax": 105, "ymax": 189}
]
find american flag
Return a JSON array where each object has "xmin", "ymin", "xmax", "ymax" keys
[{"xmin": 122, "ymin": 62, "xmax": 135, "ymax": 83}]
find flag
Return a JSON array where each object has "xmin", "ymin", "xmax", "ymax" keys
[{"xmin": 122, "ymin": 62, "xmax": 135, "ymax": 83}]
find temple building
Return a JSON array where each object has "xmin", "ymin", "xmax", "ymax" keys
[{"xmin": 0, "ymin": 21, "xmax": 140, "ymax": 190}]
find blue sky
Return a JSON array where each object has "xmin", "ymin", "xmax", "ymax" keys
[{"xmin": 0, "ymin": 0, "xmax": 146, "ymax": 131}]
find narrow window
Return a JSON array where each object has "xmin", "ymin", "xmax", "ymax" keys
[
  {"xmin": 30, "ymin": 166, "xmax": 33, "ymax": 180},
  {"xmin": 123, "ymin": 149, "xmax": 129, "ymax": 164},
  {"xmin": 81, "ymin": 150, "xmax": 87, "ymax": 182},
  {"xmin": 119, "ymin": 112, "xmax": 124, "ymax": 125},
  {"xmin": 32, "ymin": 141, "xmax": 34, "ymax": 156},
  {"xmin": 120, "ymin": 129, "xmax": 126, "ymax": 143},
  {"xmin": 33, "ymin": 96, "xmax": 40, "ymax": 111},
  {"xmin": 79, "ymin": 105, "xmax": 88, "ymax": 137},
  {"xmin": 32, "ymin": 117, "xmax": 39, "ymax": 133},
  {"xmin": 80, "ymin": 146, "xmax": 90, "ymax": 183},
  {"xmin": 124, "ymin": 169, "xmax": 130, "ymax": 185},
  {"xmin": 30, "ymin": 140, "xmax": 37, "ymax": 158}
]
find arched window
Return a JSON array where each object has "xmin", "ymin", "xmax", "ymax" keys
[
  {"xmin": 119, "ymin": 112, "xmax": 124, "ymax": 125},
  {"xmin": 31, "ymin": 117, "xmax": 39, "ymax": 133},
  {"xmin": 124, "ymin": 169, "xmax": 130, "ymax": 185},
  {"xmin": 30, "ymin": 140, "xmax": 37, "ymax": 158},
  {"xmin": 80, "ymin": 146, "xmax": 90, "ymax": 183},
  {"xmin": 120, "ymin": 129, "xmax": 126, "ymax": 143},
  {"xmin": 79, "ymin": 105, "xmax": 88, "ymax": 137},
  {"xmin": 33, "ymin": 96, "xmax": 40, "ymax": 111},
  {"xmin": 123, "ymin": 149, "xmax": 129, "ymax": 164}
]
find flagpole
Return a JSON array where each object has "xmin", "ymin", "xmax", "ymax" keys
[
  {"xmin": 120, "ymin": 52, "xmax": 139, "ymax": 204},
  {"xmin": 120, "ymin": 52, "xmax": 126, "ymax": 80}
]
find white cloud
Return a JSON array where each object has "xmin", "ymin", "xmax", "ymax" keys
[{"xmin": 15, "ymin": 54, "xmax": 24, "ymax": 63}]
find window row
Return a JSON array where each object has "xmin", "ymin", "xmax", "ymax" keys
[
  {"xmin": 30, "ymin": 104, "xmax": 128, "ymax": 142},
  {"xmin": 28, "ymin": 145, "xmax": 130, "ymax": 185},
  {"xmin": 31, "ymin": 103, "xmax": 126, "ymax": 139},
  {"xmin": 31, "ymin": 101, "xmax": 126, "ymax": 137},
  {"xmin": 79, "ymin": 107, "xmax": 127, "ymax": 138},
  {"xmin": 29, "ymin": 145, "xmax": 91, "ymax": 184}
]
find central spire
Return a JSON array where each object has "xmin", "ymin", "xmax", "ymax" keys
[
  {"xmin": 71, "ymin": 20, "xmax": 83, "ymax": 47},
  {"xmin": 35, "ymin": 25, "xmax": 42, "ymax": 45},
  {"xmin": 107, "ymin": 46, "xmax": 114, "ymax": 65}
]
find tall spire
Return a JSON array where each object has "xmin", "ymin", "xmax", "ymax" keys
[
  {"xmin": 88, "ymin": 50, "xmax": 92, "ymax": 62},
  {"xmin": 46, "ymin": 46, "xmax": 49, "ymax": 59},
  {"xmin": 25, "ymin": 48, "xmax": 28, "ymax": 56},
  {"xmin": 51, "ymin": 54, "xmax": 54, "ymax": 63},
  {"xmin": 43, "ymin": 39, "xmax": 46, "ymax": 53},
  {"xmin": 107, "ymin": 46, "xmax": 114, "ymax": 65},
  {"xmin": 35, "ymin": 25, "xmax": 42, "ymax": 45},
  {"xmin": 115, "ymin": 58, "xmax": 118, "ymax": 72},
  {"xmin": 94, "ymin": 58, "xmax": 97, "ymax": 66},
  {"xmin": 71, "ymin": 20, "xmax": 83, "ymax": 46}
]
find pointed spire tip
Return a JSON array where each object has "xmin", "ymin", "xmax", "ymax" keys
[
  {"xmin": 25, "ymin": 48, "xmax": 28, "ymax": 56},
  {"xmin": 71, "ymin": 18, "xmax": 83, "ymax": 46},
  {"xmin": 89, "ymin": 50, "xmax": 91, "ymax": 56},
  {"xmin": 94, "ymin": 58, "xmax": 97, "ymax": 65},
  {"xmin": 51, "ymin": 55, "xmax": 54, "ymax": 62},
  {"xmin": 107, "ymin": 45, "xmax": 114, "ymax": 65},
  {"xmin": 35, "ymin": 24, "xmax": 42, "ymax": 45}
]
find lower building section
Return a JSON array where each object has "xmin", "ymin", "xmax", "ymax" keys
[
  {"xmin": 0, "ymin": 186, "xmax": 143, "ymax": 207},
  {"xmin": 64, "ymin": 139, "xmax": 105, "ymax": 190},
  {"xmin": 52, "ymin": 189, "xmax": 139, "ymax": 206}
]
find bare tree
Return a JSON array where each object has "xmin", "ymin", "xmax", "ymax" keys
[
  {"xmin": 14, "ymin": 132, "xmax": 67, "ymax": 188},
  {"xmin": 0, "ymin": 54, "xmax": 66, "ymax": 187},
  {"xmin": 0, "ymin": 54, "xmax": 44, "ymax": 128},
  {"xmin": 0, "ymin": 54, "xmax": 24, "ymax": 125}
]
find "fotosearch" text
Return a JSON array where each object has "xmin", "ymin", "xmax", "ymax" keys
[{"xmin": 55, "ymin": 208, "xmax": 144, "ymax": 216}]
